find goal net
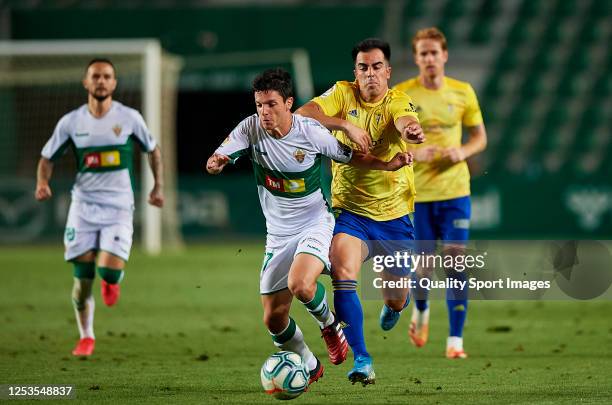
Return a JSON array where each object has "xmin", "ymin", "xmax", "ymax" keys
[{"xmin": 0, "ymin": 39, "xmax": 183, "ymax": 254}]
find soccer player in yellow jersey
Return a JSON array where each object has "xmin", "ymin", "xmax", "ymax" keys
[
  {"xmin": 393, "ymin": 27, "xmax": 488, "ymax": 359},
  {"xmin": 296, "ymin": 38, "xmax": 424, "ymax": 385}
]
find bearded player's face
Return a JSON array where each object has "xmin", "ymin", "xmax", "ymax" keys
[
  {"xmin": 83, "ymin": 62, "xmax": 117, "ymax": 102},
  {"xmin": 254, "ymin": 90, "xmax": 293, "ymax": 132}
]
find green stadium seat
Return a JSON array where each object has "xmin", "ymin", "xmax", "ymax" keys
[
  {"xmin": 552, "ymin": 0, "xmax": 577, "ymax": 17},
  {"xmin": 579, "ymin": 105, "xmax": 605, "ymax": 128},
  {"xmin": 527, "ymin": 49, "xmax": 558, "ymax": 75},
  {"xmin": 518, "ymin": 0, "xmax": 544, "ymax": 17},
  {"xmin": 588, "ymin": 0, "xmax": 612, "ymax": 17},
  {"xmin": 441, "ymin": 0, "xmax": 466, "ymax": 18},
  {"xmin": 520, "ymin": 73, "xmax": 545, "ymax": 99},
  {"xmin": 483, "ymin": 77, "xmax": 504, "ymax": 99},
  {"xmin": 590, "ymin": 72, "xmax": 612, "ymax": 99},
  {"xmin": 577, "ymin": 19, "xmax": 605, "ymax": 42},
  {"xmin": 541, "ymin": 105, "xmax": 569, "ymax": 133},
  {"xmin": 479, "ymin": 0, "xmax": 500, "ymax": 17},
  {"xmin": 507, "ymin": 21, "xmax": 532, "ymax": 44},
  {"xmin": 468, "ymin": 20, "xmax": 493, "ymax": 45},
  {"xmin": 493, "ymin": 47, "xmax": 520, "ymax": 74},
  {"xmin": 507, "ymin": 102, "xmax": 534, "ymax": 130},
  {"xmin": 541, "ymin": 20, "xmax": 565, "ymax": 45},
  {"xmin": 404, "ymin": 0, "xmax": 425, "ymax": 19},
  {"xmin": 556, "ymin": 74, "xmax": 581, "ymax": 98},
  {"xmin": 436, "ymin": 18, "xmax": 455, "ymax": 45}
]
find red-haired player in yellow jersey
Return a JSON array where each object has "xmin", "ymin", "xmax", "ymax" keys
[{"xmin": 394, "ymin": 27, "xmax": 488, "ymax": 359}]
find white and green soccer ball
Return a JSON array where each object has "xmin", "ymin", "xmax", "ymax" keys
[{"xmin": 260, "ymin": 351, "xmax": 309, "ymax": 400}]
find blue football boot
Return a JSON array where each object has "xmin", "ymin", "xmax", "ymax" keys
[
  {"xmin": 347, "ymin": 355, "xmax": 375, "ymax": 386},
  {"xmin": 379, "ymin": 304, "xmax": 401, "ymax": 331}
]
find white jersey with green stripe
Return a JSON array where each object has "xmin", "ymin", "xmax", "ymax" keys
[
  {"xmin": 41, "ymin": 101, "xmax": 157, "ymax": 210},
  {"xmin": 216, "ymin": 113, "xmax": 353, "ymax": 237}
]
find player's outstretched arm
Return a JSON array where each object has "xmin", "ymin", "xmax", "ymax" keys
[
  {"xmin": 35, "ymin": 157, "xmax": 54, "ymax": 201},
  {"xmin": 348, "ymin": 151, "xmax": 413, "ymax": 171},
  {"xmin": 147, "ymin": 146, "xmax": 164, "ymax": 208},
  {"xmin": 396, "ymin": 116, "xmax": 425, "ymax": 144},
  {"xmin": 206, "ymin": 153, "xmax": 230, "ymax": 175},
  {"xmin": 296, "ymin": 102, "xmax": 372, "ymax": 152}
]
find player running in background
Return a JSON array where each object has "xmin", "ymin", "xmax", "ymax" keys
[
  {"xmin": 393, "ymin": 27, "xmax": 487, "ymax": 359},
  {"xmin": 35, "ymin": 58, "xmax": 164, "ymax": 357},
  {"xmin": 296, "ymin": 38, "xmax": 424, "ymax": 385},
  {"xmin": 206, "ymin": 68, "xmax": 413, "ymax": 386}
]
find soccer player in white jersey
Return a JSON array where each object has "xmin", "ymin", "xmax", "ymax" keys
[
  {"xmin": 206, "ymin": 68, "xmax": 412, "ymax": 385},
  {"xmin": 35, "ymin": 59, "xmax": 164, "ymax": 357}
]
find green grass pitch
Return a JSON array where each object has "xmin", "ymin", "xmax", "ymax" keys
[{"xmin": 1, "ymin": 243, "xmax": 611, "ymax": 404}]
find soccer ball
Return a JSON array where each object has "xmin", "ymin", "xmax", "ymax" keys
[{"xmin": 260, "ymin": 351, "xmax": 309, "ymax": 400}]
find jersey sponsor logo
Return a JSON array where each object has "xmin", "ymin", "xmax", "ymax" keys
[
  {"xmin": 84, "ymin": 150, "xmax": 121, "ymax": 168},
  {"xmin": 75, "ymin": 132, "xmax": 89, "ymax": 137},
  {"xmin": 293, "ymin": 149, "xmax": 306, "ymax": 163},
  {"xmin": 372, "ymin": 138, "xmax": 385, "ymax": 147},
  {"xmin": 112, "ymin": 124, "xmax": 122, "ymax": 136},
  {"xmin": 264, "ymin": 175, "xmax": 306, "ymax": 193},
  {"xmin": 348, "ymin": 109, "xmax": 358, "ymax": 118}
]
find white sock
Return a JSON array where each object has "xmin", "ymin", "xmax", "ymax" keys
[
  {"xmin": 412, "ymin": 307, "xmax": 430, "ymax": 326},
  {"xmin": 447, "ymin": 336, "xmax": 463, "ymax": 350},
  {"xmin": 271, "ymin": 319, "xmax": 316, "ymax": 371},
  {"xmin": 72, "ymin": 278, "xmax": 95, "ymax": 339}
]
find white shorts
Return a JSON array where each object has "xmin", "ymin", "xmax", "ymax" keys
[
  {"xmin": 64, "ymin": 200, "xmax": 134, "ymax": 262},
  {"xmin": 260, "ymin": 216, "xmax": 334, "ymax": 295}
]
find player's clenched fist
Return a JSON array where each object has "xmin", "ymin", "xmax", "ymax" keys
[
  {"xmin": 414, "ymin": 146, "xmax": 438, "ymax": 163},
  {"xmin": 35, "ymin": 183, "xmax": 52, "ymax": 201},
  {"xmin": 206, "ymin": 153, "xmax": 230, "ymax": 174},
  {"xmin": 403, "ymin": 122, "xmax": 425, "ymax": 144},
  {"xmin": 148, "ymin": 186, "xmax": 164, "ymax": 208},
  {"xmin": 387, "ymin": 151, "xmax": 413, "ymax": 171},
  {"xmin": 440, "ymin": 146, "xmax": 465, "ymax": 163}
]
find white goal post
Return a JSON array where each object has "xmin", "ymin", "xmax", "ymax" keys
[{"xmin": 0, "ymin": 39, "xmax": 179, "ymax": 255}]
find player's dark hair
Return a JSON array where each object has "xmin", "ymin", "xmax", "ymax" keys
[
  {"xmin": 351, "ymin": 38, "xmax": 391, "ymax": 63},
  {"xmin": 252, "ymin": 68, "xmax": 294, "ymax": 101},
  {"xmin": 85, "ymin": 58, "xmax": 116, "ymax": 75}
]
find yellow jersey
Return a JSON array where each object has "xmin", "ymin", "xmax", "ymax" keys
[
  {"xmin": 393, "ymin": 76, "xmax": 483, "ymax": 202},
  {"xmin": 312, "ymin": 81, "xmax": 419, "ymax": 221}
]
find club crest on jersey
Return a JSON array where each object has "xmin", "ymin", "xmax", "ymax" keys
[
  {"xmin": 112, "ymin": 124, "xmax": 122, "ymax": 136},
  {"xmin": 293, "ymin": 149, "xmax": 306, "ymax": 163},
  {"xmin": 348, "ymin": 109, "xmax": 358, "ymax": 118},
  {"xmin": 222, "ymin": 136, "xmax": 231, "ymax": 146}
]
